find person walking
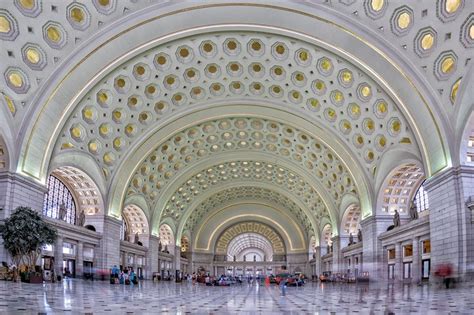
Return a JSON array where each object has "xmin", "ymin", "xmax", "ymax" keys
[{"xmin": 280, "ymin": 277, "xmax": 287, "ymax": 296}]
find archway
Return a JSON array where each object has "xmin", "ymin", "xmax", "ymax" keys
[
  {"xmin": 0, "ymin": 135, "xmax": 9, "ymax": 172},
  {"xmin": 122, "ymin": 204, "xmax": 149, "ymax": 245},
  {"xmin": 17, "ymin": 2, "xmax": 451, "ymax": 191},
  {"xmin": 226, "ymin": 233, "xmax": 274, "ymax": 262},
  {"xmin": 49, "ymin": 166, "xmax": 104, "ymax": 216},
  {"xmin": 377, "ymin": 163, "xmax": 425, "ymax": 215},
  {"xmin": 159, "ymin": 224, "xmax": 175, "ymax": 256},
  {"xmin": 459, "ymin": 112, "xmax": 474, "ymax": 165},
  {"xmin": 340, "ymin": 204, "xmax": 362, "ymax": 236},
  {"xmin": 321, "ymin": 224, "xmax": 332, "ymax": 255},
  {"xmin": 308, "ymin": 235, "xmax": 317, "ymax": 260}
]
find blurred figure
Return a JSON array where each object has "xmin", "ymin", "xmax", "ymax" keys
[
  {"xmin": 279, "ymin": 276, "xmax": 287, "ymax": 296},
  {"xmin": 434, "ymin": 263, "xmax": 453, "ymax": 289}
]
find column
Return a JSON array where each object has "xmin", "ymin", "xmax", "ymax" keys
[
  {"xmin": 95, "ymin": 216, "xmax": 121, "ymax": 274},
  {"xmin": 121, "ymin": 251, "xmax": 126, "ymax": 268},
  {"xmin": 132, "ymin": 253, "xmax": 137, "ymax": 272},
  {"xmin": 146, "ymin": 235, "xmax": 159, "ymax": 280},
  {"xmin": 331, "ymin": 236, "xmax": 341, "ymax": 273},
  {"xmin": 174, "ymin": 245, "xmax": 181, "ymax": 273},
  {"xmin": 314, "ymin": 246, "xmax": 321, "ymax": 276},
  {"xmin": 395, "ymin": 242, "xmax": 402, "ymax": 281},
  {"xmin": 360, "ymin": 215, "xmax": 392, "ymax": 280},
  {"xmin": 425, "ymin": 166, "xmax": 474, "ymax": 280},
  {"xmin": 54, "ymin": 236, "xmax": 63, "ymax": 277},
  {"xmin": 381, "ymin": 246, "xmax": 388, "ymax": 280},
  {"xmin": 76, "ymin": 242, "xmax": 83, "ymax": 278},
  {"xmin": 412, "ymin": 237, "xmax": 420, "ymax": 283},
  {"xmin": 0, "ymin": 172, "xmax": 47, "ymax": 219}
]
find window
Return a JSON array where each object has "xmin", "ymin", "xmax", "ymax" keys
[
  {"xmin": 63, "ymin": 242, "xmax": 76, "ymax": 255},
  {"xmin": 388, "ymin": 248, "xmax": 396, "ymax": 260},
  {"xmin": 43, "ymin": 175, "xmax": 76, "ymax": 224},
  {"xmin": 414, "ymin": 182, "xmax": 429, "ymax": 212},
  {"xmin": 403, "ymin": 262, "xmax": 412, "ymax": 279},
  {"xmin": 403, "ymin": 245, "xmax": 413, "ymax": 258},
  {"xmin": 83, "ymin": 247, "xmax": 94, "ymax": 260},
  {"xmin": 388, "ymin": 264, "xmax": 395, "ymax": 279},
  {"xmin": 422, "ymin": 240, "xmax": 431, "ymax": 254},
  {"xmin": 42, "ymin": 244, "xmax": 53, "ymax": 252},
  {"xmin": 422, "ymin": 259, "xmax": 430, "ymax": 279}
]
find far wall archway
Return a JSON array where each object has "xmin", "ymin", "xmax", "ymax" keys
[
  {"xmin": 0, "ymin": 135, "xmax": 9, "ymax": 172},
  {"xmin": 215, "ymin": 222, "xmax": 286, "ymax": 262},
  {"xmin": 340, "ymin": 204, "xmax": 361, "ymax": 236},
  {"xmin": 159, "ymin": 223, "xmax": 175, "ymax": 255},
  {"xmin": 194, "ymin": 203, "xmax": 307, "ymax": 254},
  {"xmin": 376, "ymin": 162, "xmax": 425, "ymax": 215}
]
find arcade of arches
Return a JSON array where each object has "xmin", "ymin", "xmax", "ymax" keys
[{"xmin": 0, "ymin": 0, "xmax": 474, "ymax": 289}]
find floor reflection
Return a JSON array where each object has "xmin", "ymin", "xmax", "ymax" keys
[{"xmin": 0, "ymin": 279, "xmax": 473, "ymax": 313}]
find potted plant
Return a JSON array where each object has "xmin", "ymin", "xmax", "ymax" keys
[{"xmin": 0, "ymin": 206, "xmax": 57, "ymax": 283}]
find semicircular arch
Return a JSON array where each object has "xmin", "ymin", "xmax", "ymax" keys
[
  {"xmin": 193, "ymin": 202, "xmax": 307, "ymax": 253},
  {"xmin": 178, "ymin": 183, "xmax": 316, "ymax": 243},
  {"xmin": 155, "ymin": 158, "xmax": 331, "ymax": 241},
  {"xmin": 215, "ymin": 222, "xmax": 285, "ymax": 258},
  {"xmin": 19, "ymin": 3, "xmax": 449, "ymax": 191},
  {"xmin": 114, "ymin": 108, "xmax": 368, "ymax": 228}
]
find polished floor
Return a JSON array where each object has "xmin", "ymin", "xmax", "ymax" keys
[{"xmin": 0, "ymin": 279, "xmax": 473, "ymax": 314}]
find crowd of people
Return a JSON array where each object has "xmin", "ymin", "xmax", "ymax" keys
[{"xmin": 110, "ymin": 265, "xmax": 138, "ymax": 285}]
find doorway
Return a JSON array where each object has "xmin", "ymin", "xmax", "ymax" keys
[{"xmin": 63, "ymin": 259, "xmax": 76, "ymax": 278}]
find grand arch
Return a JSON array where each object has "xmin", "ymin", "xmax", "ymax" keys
[{"xmin": 13, "ymin": 1, "xmax": 457, "ymax": 187}]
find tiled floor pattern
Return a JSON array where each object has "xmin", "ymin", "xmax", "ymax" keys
[{"xmin": 0, "ymin": 279, "xmax": 473, "ymax": 314}]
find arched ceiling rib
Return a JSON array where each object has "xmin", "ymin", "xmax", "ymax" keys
[{"xmin": 183, "ymin": 186, "xmax": 314, "ymax": 239}]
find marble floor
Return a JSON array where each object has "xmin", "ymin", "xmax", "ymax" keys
[{"xmin": 0, "ymin": 279, "xmax": 473, "ymax": 314}]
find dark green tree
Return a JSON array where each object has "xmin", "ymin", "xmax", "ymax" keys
[{"xmin": 0, "ymin": 207, "xmax": 57, "ymax": 270}]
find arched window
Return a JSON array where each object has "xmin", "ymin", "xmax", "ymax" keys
[
  {"xmin": 43, "ymin": 175, "xmax": 76, "ymax": 224},
  {"xmin": 413, "ymin": 181, "xmax": 429, "ymax": 212}
]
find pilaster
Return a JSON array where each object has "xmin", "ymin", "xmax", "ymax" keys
[
  {"xmin": 412, "ymin": 236, "xmax": 420, "ymax": 283},
  {"xmin": 0, "ymin": 172, "xmax": 47, "ymax": 219},
  {"xmin": 96, "ymin": 216, "xmax": 121, "ymax": 273},
  {"xmin": 145, "ymin": 235, "xmax": 159, "ymax": 280},
  {"xmin": 395, "ymin": 242, "xmax": 402, "ymax": 281},
  {"xmin": 331, "ymin": 236, "xmax": 341, "ymax": 273},
  {"xmin": 76, "ymin": 242, "xmax": 84, "ymax": 278},
  {"xmin": 174, "ymin": 245, "xmax": 181, "ymax": 272},
  {"xmin": 360, "ymin": 215, "xmax": 392, "ymax": 280},
  {"xmin": 54, "ymin": 236, "xmax": 63, "ymax": 277},
  {"xmin": 314, "ymin": 246, "xmax": 321, "ymax": 276},
  {"xmin": 425, "ymin": 166, "xmax": 474, "ymax": 279}
]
